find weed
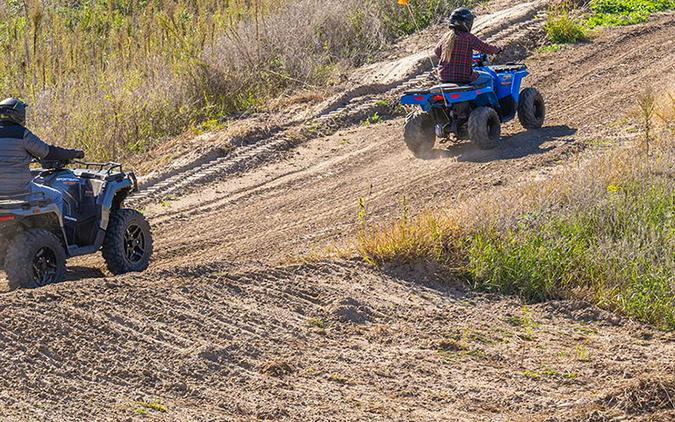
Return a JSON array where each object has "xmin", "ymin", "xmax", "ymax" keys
[
  {"xmin": 638, "ymin": 88, "xmax": 656, "ymax": 157},
  {"xmin": 544, "ymin": 11, "xmax": 587, "ymax": 44},
  {"xmin": 135, "ymin": 401, "xmax": 167, "ymax": 413},
  {"xmin": 520, "ymin": 368, "xmax": 578, "ymax": 380},
  {"xmin": 465, "ymin": 347, "xmax": 489, "ymax": 360},
  {"xmin": 537, "ymin": 44, "xmax": 564, "ymax": 53},
  {"xmin": 575, "ymin": 344, "xmax": 592, "ymax": 362},
  {"xmin": 505, "ymin": 306, "xmax": 539, "ymax": 340},
  {"xmin": 520, "ymin": 369, "xmax": 542, "ymax": 379},
  {"xmin": 191, "ymin": 118, "xmax": 227, "ymax": 136},
  {"xmin": 362, "ymin": 112, "xmax": 382, "ymax": 126},
  {"xmin": 307, "ymin": 317, "xmax": 326, "ymax": 329},
  {"xmin": 328, "ymin": 373, "xmax": 349, "ymax": 384}
]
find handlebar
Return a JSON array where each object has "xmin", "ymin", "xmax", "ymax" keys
[{"xmin": 472, "ymin": 53, "xmax": 492, "ymax": 67}]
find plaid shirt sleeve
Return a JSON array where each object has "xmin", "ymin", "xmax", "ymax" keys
[{"xmin": 469, "ymin": 34, "xmax": 501, "ymax": 55}]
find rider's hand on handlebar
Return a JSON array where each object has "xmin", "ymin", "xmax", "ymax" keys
[{"xmin": 74, "ymin": 149, "xmax": 85, "ymax": 159}]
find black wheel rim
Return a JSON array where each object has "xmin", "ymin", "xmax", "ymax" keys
[
  {"xmin": 32, "ymin": 247, "xmax": 58, "ymax": 287},
  {"xmin": 124, "ymin": 224, "xmax": 146, "ymax": 264}
]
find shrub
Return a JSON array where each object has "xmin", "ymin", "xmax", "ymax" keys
[{"xmin": 544, "ymin": 11, "xmax": 587, "ymax": 43}]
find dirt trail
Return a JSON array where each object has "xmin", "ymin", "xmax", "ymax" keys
[
  {"xmin": 1, "ymin": 3, "xmax": 674, "ymax": 421},
  {"xmin": 1, "ymin": 262, "xmax": 673, "ymax": 421}
]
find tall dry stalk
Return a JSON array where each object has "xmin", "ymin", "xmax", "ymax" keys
[{"xmin": 638, "ymin": 88, "xmax": 656, "ymax": 158}]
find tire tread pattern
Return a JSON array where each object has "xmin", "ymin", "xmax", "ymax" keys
[
  {"xmin": 518, "ymin": 87, "xmax": 545, "ymax": 129},
  {"xmin": 102, "ymin": 209, "xmax": 153, "ymax": 275},
  {"xmin": 468, "ymin": 107, "xmax": 501, "ymax": 150},
  {"xmin": 4, "ymin": 229, "xmax": 66, "ymax": 290},
  {"xmin": 403, "ymin": 111, "xmax": 436, "ymax": 157}
]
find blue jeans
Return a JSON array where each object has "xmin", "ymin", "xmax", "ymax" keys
[{"xmin": 31, "ymin": 183, "xmax": 64, "ymax": 215}]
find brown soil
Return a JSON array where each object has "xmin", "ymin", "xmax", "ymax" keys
[{"xmin": 1, "ymin": 3, "xmax": 674, "ymax": 421}]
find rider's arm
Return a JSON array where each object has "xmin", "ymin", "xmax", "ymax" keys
[
  {"xmin": 22, "ymin": 130, "xmax": 50, "ymax": 159},
  {"xmin": 23, "ymin": 129, "xmax": 84, "ymax": 160},
  {"xmin": 469, "ymin": 34, "xmax": 501, "ymax": 55}
]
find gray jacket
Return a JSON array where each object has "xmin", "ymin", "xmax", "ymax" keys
[{"xmin": 0, "ymin": 122, "xmax": 50, "ymax": 196}]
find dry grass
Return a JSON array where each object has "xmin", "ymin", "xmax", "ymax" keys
[{"xmin": 357, "ymin": 92, "xmax": 675, "ymax": 329}]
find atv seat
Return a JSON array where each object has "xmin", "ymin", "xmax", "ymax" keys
[
  {"xmin": 404, "ymin": 81, "xmax": 489, "ymax": 96},
  {"xmin": 430, "ymin": 81, "xmax": 489, "ymax": 93},
  {"xmin": 490, "ymin": 64, "xmax": 527, "ymax": 72}
]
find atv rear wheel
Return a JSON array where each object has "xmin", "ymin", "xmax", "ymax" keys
[
  {"xmin": 468, "ymin": 107, "xmax": 501, "ymax": 149},
  {"xmin": 102, "ymin": 209, "xmax": 153, "ymax": 275},
  {"xmin": 518, "ymin": 87, "xmax": 545, "ymax": 129},
  {"xmin": 4, "ymin": 229, "xmax": 66, "ymax": 290},
  {"xmin": 404, "ymin": 111, "xmax": 435, "ymax": 157}
]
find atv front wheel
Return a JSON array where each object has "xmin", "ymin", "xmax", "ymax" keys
[
  {"xmin": 102, "ymin": 209, "xmax": 153, "ymax": 275},
  {"xmin": 4, "ymin": 229, "xmax": 66, "ymax": 290},
  {"xmin": 518, "ymin": 87, "xmax": 545, "ymax": 129},
  {"xmin": 404, "ymin": 111, "xmax": 435, "ymax": 157},
  {"xmin": 468, "ymin": 107, "xmax": 501, "ymax": 149}
]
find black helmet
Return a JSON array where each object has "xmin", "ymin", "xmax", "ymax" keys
[
  {"xmin": 449, "ymin": 7, "xmax": 475, "ymax": 32},
  {"xmin": 0, "ymin": 97, "xmax": 28, "ymax": 126}
]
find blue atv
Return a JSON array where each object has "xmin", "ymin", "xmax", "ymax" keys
[
  {"xmin": 0, "ymin": 159, "xmax": 152, "ymax": 290},
  {"xmin": 400, "ymin": 54, "xmax": 545, "ymax": 155}
]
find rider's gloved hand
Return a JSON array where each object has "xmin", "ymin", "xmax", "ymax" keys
[{"xmin": 45, "ymin": 145, "xmax": 84, "ymax": 161}]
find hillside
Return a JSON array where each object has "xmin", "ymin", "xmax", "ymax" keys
[{"xmin": 1, "ymin": 0, "xmax": 674, "ymax": 421}]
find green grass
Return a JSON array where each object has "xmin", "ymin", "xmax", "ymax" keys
[
  {"xmin": 586, "ymin": 0, "xmax": 675, "ymax": 27},
  {"xmin": 358, "ymin": 179, "xmax": 674, "ymax": 329},
  {"xmin": 537, "ymin": 44, "xmax": 564, "ymax": 53},
  {"xmin": 467, "ymin": 182, "xmax": 674, "ymax": 329},
  {"xmin": 543, "ymin": 1, "xmax": 675, "ymax": 46}
]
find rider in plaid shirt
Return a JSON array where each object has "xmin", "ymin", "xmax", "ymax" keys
[{"xmin": 435, "ymin": 8, "xmax": 502, "ymax": 84}]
